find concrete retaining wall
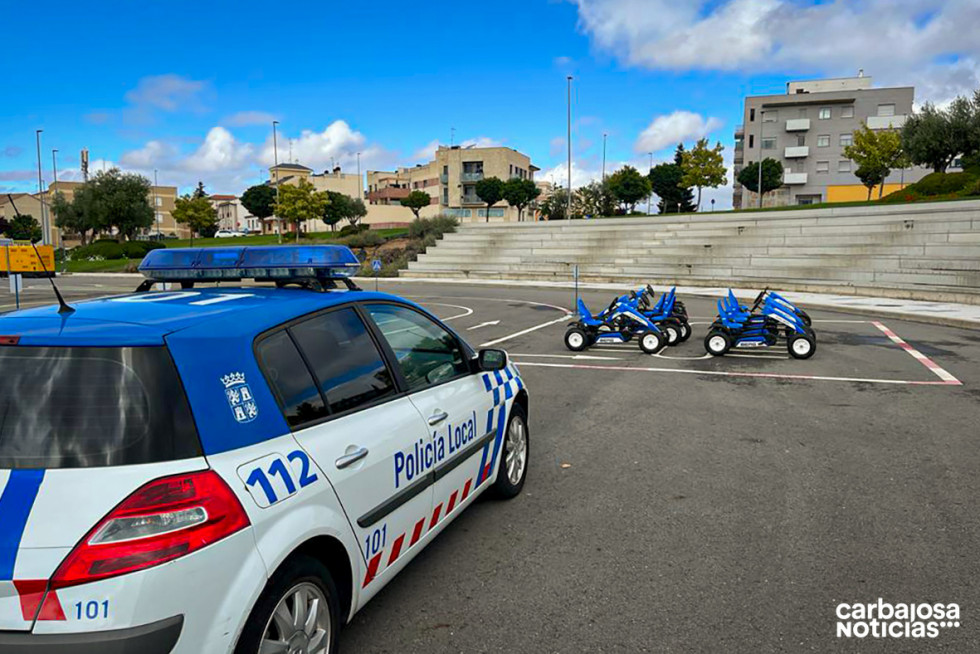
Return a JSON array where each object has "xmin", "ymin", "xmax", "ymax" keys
[{"xmin": 401, "ymin": 200, "xmax": 980, "ymax": 304}]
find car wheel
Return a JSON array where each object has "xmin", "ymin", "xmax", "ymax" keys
[
  {"xmin": 489, "ymin": 404, "xmax": 528, "ymax": 500},
  {"xmin": 639, "ymin": 330, "xmax": 665, "ymax": 354},
  {"xmin": 788, "ymin": 332, "xmax": 816, "ymax": 359},
  {"xmin": 235, "ymin": 555, "xmax": 339, "ymax": 654},
  {"xmin": 564, "ymin": 327, "xmax": 588, "ymax": 351},
  {"xmin": 705, "ymin": 330, "xmax": 732, "ymax": 356}
]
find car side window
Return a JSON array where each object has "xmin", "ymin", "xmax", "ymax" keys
[
  {"xmin": 366, "ymin": 303, "xmax": 469, "ymax": 391},
  {"xmin": 255, "ymin": 330, "xmax": 328, "ymax": 426},
  {"xmin": 290, "ymin": 307, "xmax": 396, "ymax": 415}
]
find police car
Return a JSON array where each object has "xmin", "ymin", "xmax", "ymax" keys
[{"xmin": 0, "ymin": 245, "xmax": 529, "ymax": 653}]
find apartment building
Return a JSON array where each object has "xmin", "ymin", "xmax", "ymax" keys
[
  {"xmin": 264, "ymin": 163, "xmax": 364, "ymax": 233},
  {"xmin": 210, "ymin": 194, "xmax": 258, "ymax": 232},
  {"xmin": 37, "ymin": 180, "xmax": 187, "ymax": 244},
  {"xmin": 733, "ymin": 74, "xmax": 927, "ymax": 209},
  {"xmin": 368, "ymin": 145, "xmax": 539, "ymax": 222}
]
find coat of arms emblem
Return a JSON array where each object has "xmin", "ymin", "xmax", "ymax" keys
[{"xmin": 221, "ymin": 372, "xmax": 258, "ymax": 424}]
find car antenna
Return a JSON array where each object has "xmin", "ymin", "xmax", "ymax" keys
[{"xmin": 6, "ymin": 193, "xmax": 74, "ymax": 314}]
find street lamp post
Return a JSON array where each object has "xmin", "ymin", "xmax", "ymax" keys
[
  {"xmin": 647, "ymin": 151, "xmax": 653, "ymax": 214},
  {"xmin": 602, "ymin": 133, "xmax": 607, "ymax": 181},
  {"xmin": 757, "ymin": 110, "xmax": 767, "ymax": 209},
  {"xmin": 272, "ymin": 120, "xmax": 281, "ymax": 244},
  {"xmin": 154, "ymin": 169, "xmax": 160, "ymax": 236},
  {"xmin": 356, "ymin": 152, "xmax": 361, "ymax": 199},
  {"xmin": 35, "ymin": 130, "xmax": 48, "ymax": 245},
  {"xmin": 566, "ymin": 75, "xmax": 573, "ymax": 221},
  {"xmin": 52, "ymin": 149, "xmax": 61, "ymax": 253}
]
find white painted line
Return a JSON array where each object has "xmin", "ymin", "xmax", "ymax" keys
[
  {"xmin": 652, "ymin": 351, "xmax": 713, "ymax": 361},
  {"xmin": 515, "ymin": 360, "xmax": 961, "ymax": 386},
  {"xmin": 514, "ymin": 353, "xmax": 624, "ymax": 361},
  {"xmin": 480, "ymin": 313, "xmax": 573, "ymax": 347},
  {"xmin": 421, "ymin": 302, "xmax": 474, "ymax": 322},
  {"xmin": 467, "ymin": 320, "xmax": 500, "ymax": 331},
  {"xmin": 873, "ymin": 321, "xmax": 962, "ymax": 385}
]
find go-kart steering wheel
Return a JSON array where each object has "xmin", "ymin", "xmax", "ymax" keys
[{"xmin": 751, "ymin": 287, "xmax": 770, "ymax": 311}]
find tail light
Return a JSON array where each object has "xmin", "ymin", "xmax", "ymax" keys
[{"xmin": 50, "ymin": 470, "xmax": 250, "ymax": 590}]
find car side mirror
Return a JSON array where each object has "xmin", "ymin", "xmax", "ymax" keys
[{"xmin": 477, "ymin": 349, "xmax": 507, "ymax": 371}]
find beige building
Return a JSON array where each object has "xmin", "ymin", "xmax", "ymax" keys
[
  {"xmin": 264, "ymin": 164, "xmax": 365, "ymax": 233},
  {"xmin": 210, "ymin": 194, "xmax": 258, "ymax": 232},
  {"xmin": 368, "ymin": 145, "xmax": 539, "ymax": 223}
]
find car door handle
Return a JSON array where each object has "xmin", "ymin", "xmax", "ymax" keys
[
  {"xmin": 428, "ymin": 410, "xmax": 449, "ymax": 426},
  {"xmin": 335, "ymin": 447, "xmax": 369, "ymax": 469}
]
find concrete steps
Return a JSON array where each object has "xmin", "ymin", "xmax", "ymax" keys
[{"xmin": 404, "ymin": 200, "xmax": 980, "ymax": 304}]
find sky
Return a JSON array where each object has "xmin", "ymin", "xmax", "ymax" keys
[{"xmin": 2, "ymin": 0, "xmax": 978, "ymax": 210}]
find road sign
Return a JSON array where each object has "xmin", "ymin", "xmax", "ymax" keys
[
  {"xmin": 9, "ymin": 273, "xmax": 22, "ymax": 294},
  {"xmin": 372, "ymin": 259, "xmax": 382, "ymax": 272}
]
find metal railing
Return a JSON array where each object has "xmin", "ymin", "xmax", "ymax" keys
[{"xmin": 460, "ymin": 172, "xmax": 484, "ymax": 182}]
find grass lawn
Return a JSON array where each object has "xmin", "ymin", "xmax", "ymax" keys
[
  {"xmin": 164, "ymin": 227, "xmax": 408, "ymax": 249},
  {"xmin": 65, "ymin": 258, "xmax": 142, "ymax": 273}
]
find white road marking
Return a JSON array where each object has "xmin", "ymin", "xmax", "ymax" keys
[
  {"xmin": 467, "ymin": 320, "xmax": 501, "ymax": 330},
  {"xmin": 515, "ymin": 353, "xmax": 624, "ymax": 361},
  {"xmin": 480, "ymin": 314, "xmax": 573, "ymax": 347},
  {"xmin": 416, "ymin": 302, "xmax": 473, "ymax": 322},
  {"xmin": 873, "ymin": 321, "xmax": 961, "ymax": 384}
]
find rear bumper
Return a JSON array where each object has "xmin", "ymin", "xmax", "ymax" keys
[{"xmin": 0, "ymin": 615, "xmax": 182, "ymax": 653}]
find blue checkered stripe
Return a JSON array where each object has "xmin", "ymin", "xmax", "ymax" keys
[{"xmin": 476, "ymin": 364, "xmax": 523, "ymax": 484}]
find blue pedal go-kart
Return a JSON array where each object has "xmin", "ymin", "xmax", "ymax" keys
[
  {"xmin": 635, "ymin": 286, "xmax": 692, "ymax": 343},
  {"xmin": 704, "ymin": 288, "xmax": 817, "ymax": 359},
  {"xmin": 565, "ymin": 296, "xmax": 668, "ymax": 354}
]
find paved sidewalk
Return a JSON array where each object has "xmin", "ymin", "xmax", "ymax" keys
[{"xmin": 373, "ymin": 276, "xmax": 980, "ymax": 329}]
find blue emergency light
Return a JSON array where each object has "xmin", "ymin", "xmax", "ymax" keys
[{"xmin": 139, "ymin": 245, "xmax": 362, "ymax": 283}]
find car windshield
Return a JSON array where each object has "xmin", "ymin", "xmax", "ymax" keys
[{"xmin": 0, "ymin": 346, "xmax": 201, "ymax": 469}]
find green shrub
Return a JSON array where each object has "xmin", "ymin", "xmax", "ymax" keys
[
  {"xmin": 338, "ymin": 223, "xmax": 369, "ymax": 237},
  {"xmin": 408, "ymin": 215, "xmax": 458, "ymax": 240},
  {"xmin": 967, "ymin": 177, "xmax": 980, "ymax": 197},
  {"xmin": 913, "ymin": 172, "xmax": 972, "ymax": 196},
  {"xmin": 120, "ymin": 241, "xmax": 165, "ymax": 258},
  {"xmin": 70, "ymin": 241, "xmax": 126, "ymax": 260},
  {"xmin": 340, "ymin": 231, "xmax": 384, "ymax": 248}
]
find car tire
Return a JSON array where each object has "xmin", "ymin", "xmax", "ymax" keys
[
  {"xmin": 489, "ymin": 404, "xmax": 529, "ymax": 500},
  {"xmin": 705, "ymin": 330, "xmax": 732, "ymax": 356},
  {"xmin": 235, "ymin": 555, "xmax": 340, "ymax": 654},
  {"xmin": 639, "ymin": 330, "xmax": 665, "ymax": 354},
  {"xmin": 564, "ymin": 327, "xmax": 589, "ymax": 351}
]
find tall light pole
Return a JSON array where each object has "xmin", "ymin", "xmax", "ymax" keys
[
  {"xmin": 272, "ymin": 120, "xmax": 282, "ymax": 244},
  {"xmin": 647, "ymin": 151, "xmax": 653, "ymax": 214},
  {"xmin": 356, "ymin": 152, "xmax": 362, "ymax": 199},
  {"xmin": 566, "ymin": 75, "xmax": 573, "ymax": 220},
  {"xmin": 757, "ymin": 110, "xmax": 767, "ymax": 209},
  {"xmin": 602, "ymin": 133, "xmax": 607, "ymax": 181},
  {"xmin": 450, "ymin": 127, "xmax": 455, "ymax": 148},
  {"xmin": 51, "ymin": 149, "xmax": 60, "ymax": 249},
  {"xmin": 154, "ymin": 169, "xmax": 160, "ymax": 237},
  {"xmin": 35, "ymin": 130, "xmax": 49, "ymax": 244}
]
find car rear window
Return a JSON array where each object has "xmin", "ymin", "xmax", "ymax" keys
[{"xmin": 0, "ymin": 346, "xmax": 202, "ymax": 469}]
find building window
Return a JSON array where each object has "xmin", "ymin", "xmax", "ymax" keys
[
  {"xmin": 839, "ymin": 134, "xmax": 853, "ymax": 147},
  {"xmin": 761, "ymin": 137, "xmax": 776, "ymax": 150},
  {"xmin": 154, "ymin": 197, "xmax": 163, "ymax": 207},
  {"xmin": 796, "ymin": 134, "xmax": 806, "ymax": 146},
  {"xmin": 748, "ymin": 135, "xmax": 754, "ymax": 148},
  {"xmin": 838, "ymin": 160, "xmax": 852, "ymax": 173},
  {"xmin": 841, "ymin": 106, "xmax": 855, "ymax": 119},
  {"xmin": 816, "ymin": 161, "xmax": 830, "ymax": 173},
  {"xmin": 749, "ymin": 108, "xmax": 755, "ymax": 122},
  {"xmin": 819, "ymin": 107, "xmax": 831, "ymax": 120},
  {"xmin": 442, "ymin": 165, "xmax": 448, "ymax": 175},
  {"xmin": 817, "ymin": 135, "xmax": 830, "ymax": 147},
  {"xmin": 462, "ymin": 161, "xmax": 483, "ymax": 174},
  {"xmin": 877, "ymin": 104, "xmax": 896, "ymax": 117}
]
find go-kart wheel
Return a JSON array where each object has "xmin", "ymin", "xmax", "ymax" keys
[
  {"xmin": 788, "ymin": 332, "xmax": 816, "ymax": 359},
  {"xmin": 678, "ymin": 321, "xmax": 692, "ymax": 342},
  {"xmin": 704, "ymin": 330, "xmax": 732, "ymax": 356},
  {"xmin": 639, "ymin": 330, "xmax": 665, "ymax": 354},
  {"xmin": 662, "ymin": 322, "xmax": 680, "ymax": 345},
  {"xmin": 564, "ymin": 327, "xmax": 589, "ymax": 352}
]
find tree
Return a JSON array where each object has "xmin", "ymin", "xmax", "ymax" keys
[
  {"xmin": 539, "ymin": 188, "xmax": 578, "ymax": 220},
  {"xmin": 400, "ymin": 190, "xmax": 432, "ymax": 219},
  {"xmin": 843, "ymin": 125, "xmax": 904, "ymax": 198},
  {"xmin": 606, "ymin": 165, "xmax": 651, "ymax": 214},
  {"xmin": 240, "ymin": 184, "xmax": 277, "ymax": 227},
  {"xmin": 172, "ymin": 195, "xmax": 217, "ymax": 245},
  {"xmin": 192, "ymin": 181, "xmax": 208, "ymax": 199},
  {"xmin": 321, "ymin": 191, "xmax": 348, "ymax": 231},
  {"xmin": 736, "ymin": 158, "xmax": 784, "ymax": 206},
  {"xmin": 680, "ymin": 138, "xmax": 727, "ymax": 210},
  {"xmin": 0, "ymin": 217, "xmax": 9, "ymax": 236},
  {"xmin": 6, "ymin": 213, "xmax": 42, "ymax": 242},
  {"xmin": 649, "ymin": 145, "xmax": 695, "ymax": 214},
  {"xmin": 854, "ymin": 163, "xmax": 890, "ymax": 201},
  {"xmin": 274, "ymin": 180, "xmax": 329, "ymax": 236},
  {"xmin": 340, "ymin": 197, "xmax": 367, "ymax": 228},
  {"xmin": 51, "ymin": 189, "xmax": 99, "ymax": 245},
  {"xmin": 576, "ymin": 180, "xmax": 615, "ymax": 218},
  {"xmin": 501, "ymin": 178, "xmax": 541, "ymax": 222},
  {"xmin": 474, "ymin": 177, "xmax": 505, "ymax": 223},
  {"xmin": 902, "ymin": 103, "xmax": 960, "ymax": 173},
  {"xmin": 90, "ymin": 168, "xmax": 154, "ymax": 240}
]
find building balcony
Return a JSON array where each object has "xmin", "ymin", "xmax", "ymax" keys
[
  {"xmin": 734, "ymin": 124, "xmax": 744, "ymax": 136},
  {"xmin": 439, "ymin": 173, "xmax": 448, "ymax": 183},
  {"xmin": 785, "ymin": 118, "xmax": 810, "ymax": 131},
  {"xmin": 366, "ymin": 187, "xmax": 410, "ymax": 203},
  {"xmin": 867, "ymin": 115, "xmax": 907, "ymax": 130},
  {"xmin": 460, "ymin": 195, "xmax": 483, "ymax": 205},
  {"xmin": 784, "ymin": 146, "xmax": 809, "ymax": 158},
  {"xmin": 784, "ymin": 172, "xmax": 808, "ymax": 185},
  {"xmin": 460, "ymin": 171, "xmax": 484, "ymax": 182}
]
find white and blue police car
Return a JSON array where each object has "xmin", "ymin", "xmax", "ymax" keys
[{"xmin": 0, "ymin": 245, "xmax": 528, "ymax": 654}]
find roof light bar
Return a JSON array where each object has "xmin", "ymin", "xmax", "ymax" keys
[{"xmin": 139, "ymin": 245, "xmax": 361, "ymax": 282}]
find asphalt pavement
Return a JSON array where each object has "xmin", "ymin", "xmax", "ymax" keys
[{"xmin": 7, "ymin": 277, "xmax": 980, "ymax": 653}]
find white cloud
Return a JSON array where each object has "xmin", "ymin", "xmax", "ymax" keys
[
  {"xmin": 222, "ymin": 111, "xmax": 277, "ymax": 127},
  {"xmin": 124, "ymin": 74, "xmax": 208, "ymax": 112},
  {"xmin": 119, "ymin": 140, "xmax": 179, "ymax": 168},
  {"xmin": 460, "ymin": 136, "xmax": 503, "ymax": 149},
  {"xmin": 182, "ymin": 127, "xmax": 255, "ymax": 173},
  {"xmin": 635, "ymin": 111, "xmax": 723, "ymax": 153},
  {"xmin": 260, "ymin": 120, "xmax": 366, "ymax": 169},
  {"xmin": 554, "ymin": 55, "xmax": 573, "ymax": 67},
  {"xmin": 573, "ymin": 0, "xmax": 980, "ymax": 104},
  {"xmin": 412, "ymin": 139, "xmax": 440, "ymax": 161}
]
